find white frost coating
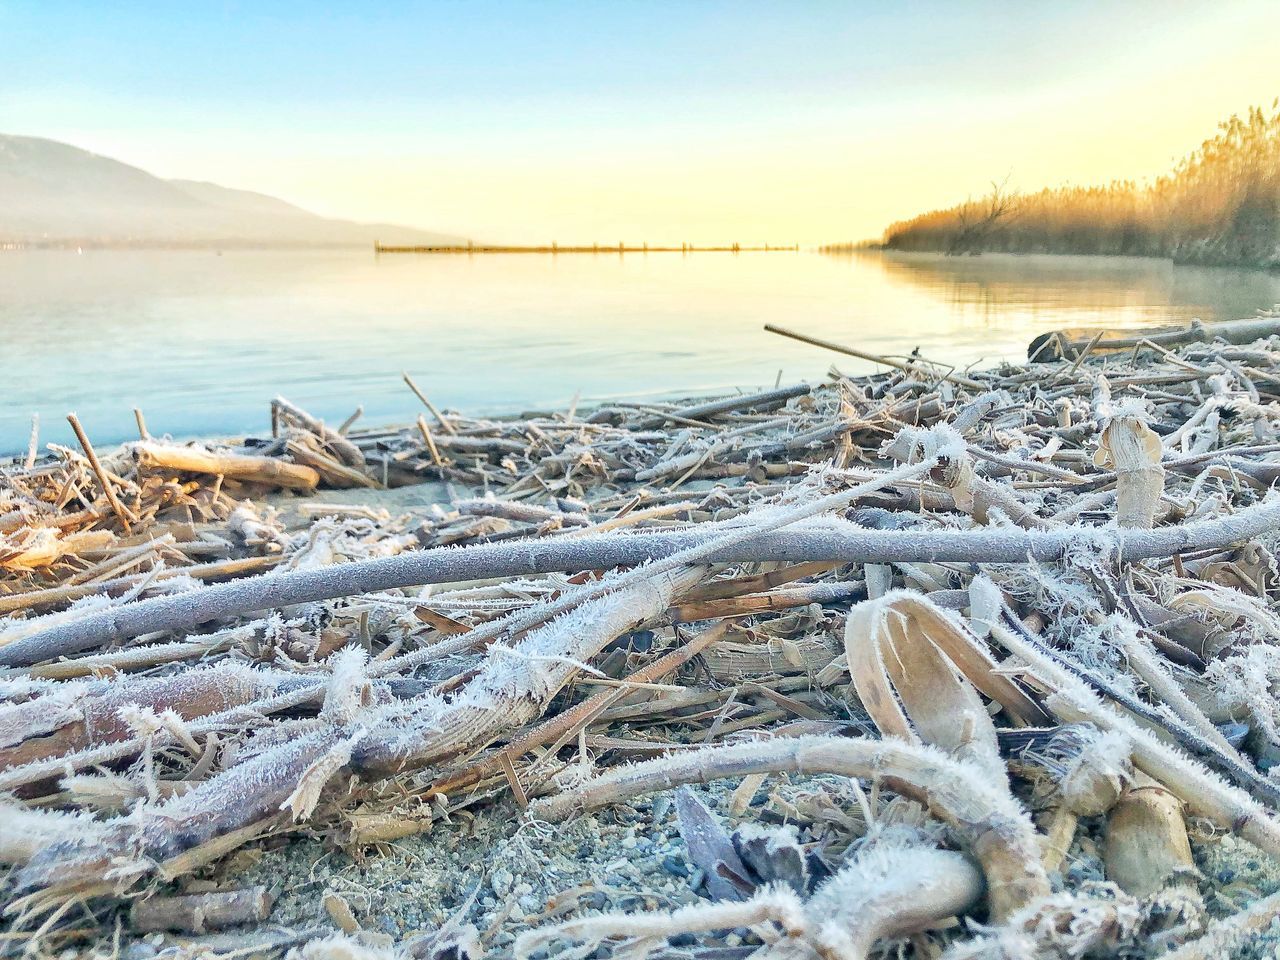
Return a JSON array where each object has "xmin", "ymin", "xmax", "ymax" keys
[
  {"xmin": 288, "ymin": 933, "xmax": 403, "ymax": 960},
  {"xmin": 864, "ymin": 563, "xmax": 893, "ymax": 600},
  {"xmin": 805, "ymin": 841, "xmax": 984, "ymax": 957},
  {"xmin": 887, "ymin": 421, "xmax": 970, "ymax": 464},
  {"xmin": 516, "ymin": 837, "xmax": 981, "ymax": 960},
  {"xmin": 968, "ymin": 574, "xmax": 1005, "ymax": 637},
  {"xmin": 117, "ymin": 703, "xmax": 165, "ymax": 739},
  {"xmin": 1094, "ymin": 396, "xmax": 1153, "ymax": 423},
  {"xmin": 1094, "ymin": 402, "xmax": 1165, "ymax": 528},
  {"xmin": 1, "ymin": 663, "xmax": 288, "ymax": 753},
  {"xmin": 285, "ymin": 516, "xmax": 418, "ymax": 574},
  {"xmin": 0, "ymin": 803, "xmax": 105, "ymax": 864},
  {"xmin": 1168, "ymin": 583, "xmax": 1280, "ymax": 642},
  {"xmin": 0, "ymin": 682, "xmax": 89, "ymax": 747},
  {"xmin": 281, "ymin": 730, "xmax": 364, "ymax": 821},
  {"xmin": 0, "ymin": 590, "xmax": 130, "ymax": 646},
  {"xmin": 1027, "ymin": 725, "xmax": 1133, "ymax": 817},
  {"xmin": 515, "ymin": 884, "xmax": 807, "ymax": 960},
  {"xmin": 362, "ymin": 565, "xmax": 694, "ymax": 766},
  {"xmin": 1206, "ymin": 645, "xmax": 1280, "ymax": 745},
  {"xmin": 992, "ymin": 622, "xmax": 1280, "ymax": 860},
  {"xmin": 321, "ymin": 646, "xmax": 371, "ymax": 725},
  {"xmin": 942, "ymin": 887, "xmax": 1148, "ymax": 960},
  {"xmin": 228, "ymin": 500, "xmax": 290, "ymax": 551},
  {"xmin": 0, "ymin": 567, "xmax": 205, "ymax": 647}
]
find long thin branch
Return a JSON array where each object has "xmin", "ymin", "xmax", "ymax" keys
[{"xmin": 5, "ymin": 494, "xmax": 1280, "ymax": 667}]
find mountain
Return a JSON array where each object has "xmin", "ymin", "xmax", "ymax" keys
[{"xmin": 0, "ymin": 134, "xmax": 464, "ymax": 247}]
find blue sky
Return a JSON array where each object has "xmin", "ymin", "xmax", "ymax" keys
[{"xmin": 3, "ymin": 2, "xmax": 1278, "ymax": 241}]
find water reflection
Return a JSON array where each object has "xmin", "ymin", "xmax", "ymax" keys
[
  {"xmin": 859, "ymin": 251, "xmax": 1280, "ymax": 328},
  {"xmin": 2, "ymin": 249, "xmax": 1278, "ymax": 452}
]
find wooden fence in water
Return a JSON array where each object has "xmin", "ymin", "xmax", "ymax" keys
[{"xmin": 374, "ymin": 241, "xmax": 800, "ymax": 255}]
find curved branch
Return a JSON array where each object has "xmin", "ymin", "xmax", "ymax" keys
[{"xmin": 530, "ymin": 735, "xmax": 1048, "ymax": 922}]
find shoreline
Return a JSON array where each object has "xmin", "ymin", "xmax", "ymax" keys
[{"xmin": 6, "ymin": 321, "xmax": 1280, "ymax": 956}]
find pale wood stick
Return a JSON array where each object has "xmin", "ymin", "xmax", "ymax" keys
[
  {"xmin": 765, "ymin": 323, "xmax": 985, "ymax": 390},
  {"xmin": 403, "ymin": 371, "xmax": 457, "ymax": 434},
  {"xmin": 66, "ymin": 413, "xmax": 133, "ymax": 533},
  {"xmin": 133, "ymin": 442, "xmax": 319, "ymax": 491},
  {"xmin": 133, "ymin": 407, "xmax": 150, "ymax": 441},
  {"xmin": 284, "ymin": 439, "xmax": 378, "ymax": 488},
  {"xmin": 337, "ymin": 405, "xmax": 363, "ymax": 435},
  {"xmin": 130, "ymin": 886, "xmax": 273, "ymax": 933},
  {"xmin": 24, "ymin": 414, "xmax": 39, "ymax": 470},
  {"xmin": 271, "ymin": 396, "xmax": 367, "ymax": 469},
  {"xmin": 416, "ymin": 414, "xmax": 446, "ymax": 467}
]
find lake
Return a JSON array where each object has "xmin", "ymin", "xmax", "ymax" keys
[{"xmin": 3, "ymin": 249, "xmax": 1279, "ymax": 454}]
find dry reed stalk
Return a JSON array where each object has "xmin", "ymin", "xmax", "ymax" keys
[
  {"xmin": 1095, "ymin": 406, "xmax": 1165, "ymax": 528},
  {"xmin": 1102, "ymin": 774, "xmax": 1199, "ymax": 898},
  {"xmin": 272, "ymin": 396, "xmax": 368, "ymax": 468}
]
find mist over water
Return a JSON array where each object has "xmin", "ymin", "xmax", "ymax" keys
[{"xmin": 3, "ymin": 249, "xmax": 1278, "ymax": 454}]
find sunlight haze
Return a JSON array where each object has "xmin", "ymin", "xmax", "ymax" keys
[{"xmin": 3, "ymin": 1, "xmax": 1277, "ymax": 243}]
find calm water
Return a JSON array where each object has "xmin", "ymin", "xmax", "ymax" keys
[{"xmin": 3, "ymin": 249, "xmax": 1279, "ymax": 454}]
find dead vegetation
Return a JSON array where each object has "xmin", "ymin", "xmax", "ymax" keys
[
  {"xmin": 6, "ymin": 323, "xmax": 1280, "ymax": 957},
  {"xmin": 872, "ymin": 101, "xmax": 1280, "ymax": 268}
]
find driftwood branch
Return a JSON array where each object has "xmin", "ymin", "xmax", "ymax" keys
[
  {"xmin": 130, "ymin": 886, "xmax": 273, "ymax": 933},
  {"xmin": 134, "ymin": 442, "xmax": 320, "ymax": 491},
  {"xmin": 6, "ymin": 497, "xmax": 1279, "ymax": 667}
]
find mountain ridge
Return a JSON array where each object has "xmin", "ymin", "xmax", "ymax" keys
[{"xmin": 0, "ymin": 134, "xmax": 463, "ymax": 248}]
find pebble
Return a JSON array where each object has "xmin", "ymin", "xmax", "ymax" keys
[
  {"xmin": 491, "ymin": 868, "xmax": 515, "ymax": 897},
  {"xmin": 652, "ymin": 796, "xmax": 671, "ymax": 822}
]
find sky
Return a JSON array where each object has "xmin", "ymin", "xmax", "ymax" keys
[{"xmin": 2, "ymin": 1, "xmax": 1278, "ymax": 244}]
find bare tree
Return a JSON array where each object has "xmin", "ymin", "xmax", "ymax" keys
[{"xmin": 948, "ymin": 175, "xmax": 1018, "ymax": 255}]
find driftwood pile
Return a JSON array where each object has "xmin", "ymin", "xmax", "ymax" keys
[{"xmin": 6, "ymin": 325, "xmax": 1280, "ymax": 958}]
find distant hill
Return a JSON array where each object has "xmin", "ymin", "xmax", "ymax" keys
[{"xmin": 0, "ymin": 134, "xmax": 464, "ymax": 248}]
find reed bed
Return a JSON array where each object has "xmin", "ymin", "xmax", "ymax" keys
[
  {"xmin": 6, "ymin": 319, "xmax": 1280, "ymax": 957},
  {"xmin": 870, "ymin": 102, "xmax": 1280, "ymax": 268}
]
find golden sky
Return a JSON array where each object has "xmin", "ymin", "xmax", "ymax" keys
[{"xmin": 5, "ymin": 1, "xmax": 1278, "ymax": 244}]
